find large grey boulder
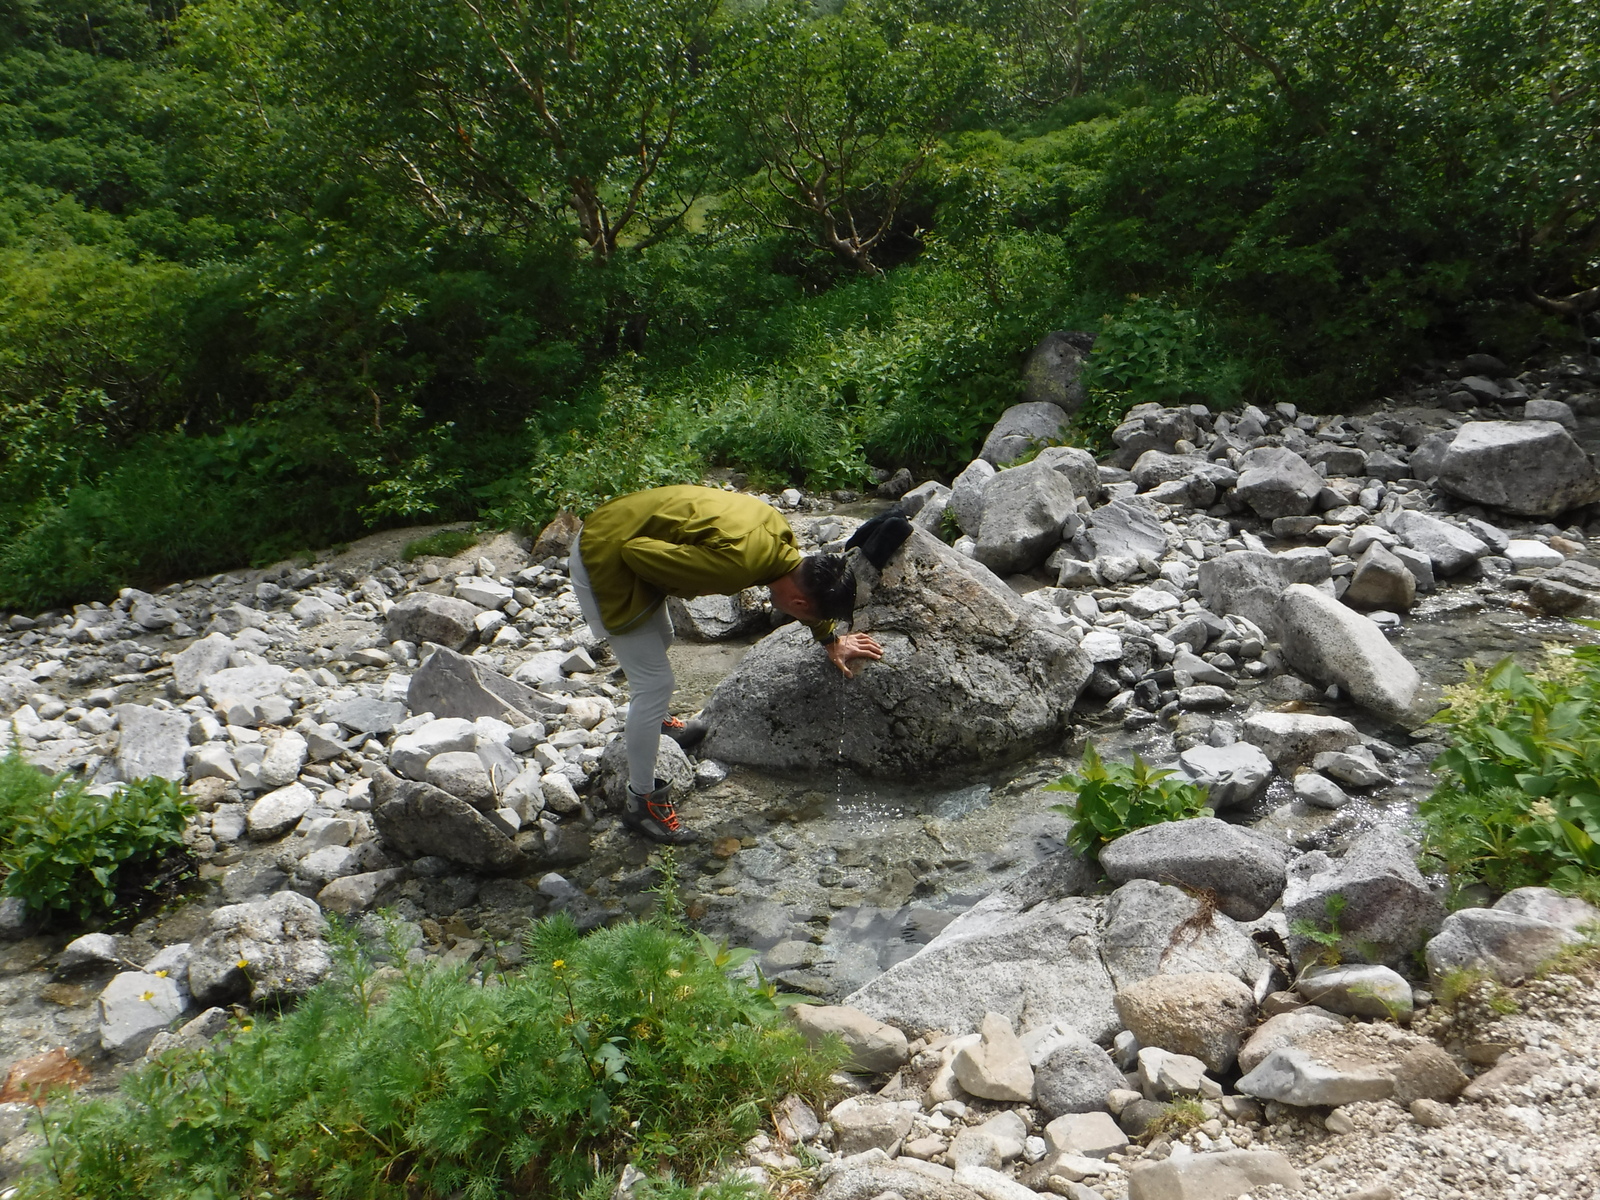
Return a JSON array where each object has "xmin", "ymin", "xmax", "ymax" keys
[
  {"xmin": 1177, "ymin": 742, "xmax": 1273, "ymax": 810},
  {"xmin": 596, "ymin": 734, "xmax": 695, "ymax": 810},
  {"xmin": 844, "ymin": 850, "xmax": 1116, "ymax": 1039},
  {"xmin": 1232, "ymin": 447, "xmax": 1324, "ymax": 519},
  {"xmin": 949, "ymin": 458, "xmax": 997, "ymax": 536},
  {"xmin": 1099, "ymin": 818, "xmax": 1288, "ymax": 921},
  {"xmin": 973, "ymin": 458, "xmax": 1080, "ymax": 574},
  {"xmin": 1033, "ymin": 1034, "xmax": 1126, "ymax": 1116},
  {"xmin": 819, "ymin": 1162, "xmax": 981, "ymax": 1200},
  {"xmin": 1275, "ymin": 584, "xmax": 1426, "ymax": 724},
  {"xmin": 1034, "ymin": 445, "xmax": 1102, "ymax": 499},
  {"xmin": 1435, "ymin": 420, "xmax": 1600, "ymax": 517},
  {"xmin": 1241, "ymin": 711, "xmax": 1361, "ymax": 772},
  {"xmin": 1424, "ymin": 887, "xmax": 1600, "ymax": 986},
  {"xmin": 1283, "ymin": 833, "xmax": 1446, "ymax": 971},
  {"xmin": 370, "ymin": 771, "xmax": 521, "ymax": 871},
  {"xmin": 1098, "ymin": 880, "xmax": 1267, "ymax": 991},
  {"xmin": 201, "ymin": 664, "xmax": 291, "ymax": 724},
  {"xmin": 1022, "ymin": 330, "xmax": 1095, "ymax": 414},
  {"xmin": 698, "ymin": 530, "xmax": 1091, "ymax": 777},
  {"xmin": 1237, "ymin": 1023, "xmax": 1465, "ymax": 1108},
  {"xmin": 384, "ymin": 593, "xmax": 482, "ymax": 650},
  {"xmin": 1388, "ymin": 511, "xmax": 1488, "ymax": 577},
  {"xmin": 665, "ymin": 589, "xmax": 769, "ymax": 640},
  {"xmin": 389, "ymin": 717, "xmax": 477, "ymax": 779},
  {"xmin": 187, "ymin": 891, "xmax": 331, "ymax": 1007},
  {"xmin": 98, "ymin": 970, "xmax": 185, "ymax": 1059},
  {"xmin": 980, "ymin": 402, "xmax": 1071, "ymax": 466},
  {"xmin": 1127, "ymin": 1150, "xmax": 1300, "ymax": 1200},
  {"xmin": 112, "ymin": 704, "xmax": 190, "ymax": 782},
  {"xmin": 1196, "ymin": 548, "xmax": 1330, "ymax": 639},
  {"xmin": 409, "ymin": 646, "xmax": 554, "ymax": 724},
  {"xmin": 1343, "ymin": 541, "xmax": 1417, "ymax": 611},
  {"xmin": 1115, "ymin": 971, "xmax": 1255, "ymax": 1073},
  {"xmin": 788, "ymin": 1004, "xmax": 909, "ymax": 1075},
  {"xmin": 324, "ymin": 697, "xmax": 406, "ymax": 735},
  {"xmin": 1296, "ymin": 964, "xmax": 1413, "ymax": 1019},
  {"xmin": 1237, "ymin": 1007, "xmax": 1347, "ymax": 1074},
  {"xmin": 1085, "ymin": 497, "xmax": 1169, "ymax": 561}
]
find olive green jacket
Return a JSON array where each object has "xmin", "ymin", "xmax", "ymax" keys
[{"xmin": 579, "ymin": 485, "xmax": 832, "ymax": 640}]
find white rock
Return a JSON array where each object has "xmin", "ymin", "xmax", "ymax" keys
[
  {"xmin": 259, "ymin": 732, "xmax": 308, "ymax": 788},
  {"xmin": 1503, "ymin": 539, "xmax": 1564, "ymax": 570},
  {"xmin": 99, "ymin": 970, "xmax": 185, "ymax": 1059},
  {"xmin": 247, "ymin": 782, "xmax": 315, "ymax": 839}
]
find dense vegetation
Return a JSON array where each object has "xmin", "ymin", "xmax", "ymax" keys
[
  {"xmin": 1, "ymin": 0, "xmax": 1596, "ymax": 607},
  {"xmin": 1046, "ymin": 742, "xmax": 1213, "ymax": 858},
  {"xmin": 20, "ymin": 908, "xmax": 839, "ymax": 1199},
  {"xmin": 0, "ymin": 746, "xmax": 194, "ymax": 920},
  {"xmin": 1421, "ymin": 640, "xmax": 1600, "ymax": 908}
]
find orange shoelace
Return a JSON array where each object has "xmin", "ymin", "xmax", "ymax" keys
[{"xmin": 645, "ymin": 797, "xmax": 682, "ymax": 831}]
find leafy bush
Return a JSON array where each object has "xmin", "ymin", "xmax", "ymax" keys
[
  {"xmin": 1046, "ymin": 743, "xmax": 1212, "ymax": 859},
  {"xmin": 1420, "ymin": 642, "xmax": 1600, "ymax": 906},
  {"xmin": 21, "ymin": 912, "xmax": 840, "ymax": 1200},
  {"xmin": 0, "ymin": 749, "xmax": 195, "ymax": 920},
  {"xmin": 402, "ymin": 528, "xmax": 480, "ymax": 561}
]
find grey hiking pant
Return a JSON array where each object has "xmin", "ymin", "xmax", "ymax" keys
[{"xmin": 568, "ymin": 538, "xmax": 675, "ymax": 796}]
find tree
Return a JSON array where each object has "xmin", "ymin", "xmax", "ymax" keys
[{"xmin": 720, "ymin": 2, "xmax": 993, "ymax": 275}]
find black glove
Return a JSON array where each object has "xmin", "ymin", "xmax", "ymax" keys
[{"xmin": 845, "ymin": 513, "xmax": 914, "ymax": 570}]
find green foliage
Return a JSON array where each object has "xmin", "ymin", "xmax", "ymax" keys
[
  {"xmin": 21, "ymin": 911, "xmax": 842, "ymax": 1200},
  {"xmin": 1142, "ymin": 1098, "xmax": 1206, "ymax": 1143},
  {"xmin": 1046, "ymin": 743, "xmax": 1213, "ymax": 860},
  {"xmin": 1420, "ymin": 639, "xmax": 1600, "ymax": 905},
  {"xmin": 0, "ymin": 748, "xmax": 194, "ymax": 920},
  {"xmin": 1289, "ymin": 893, "xmax": 1349, "ymax": 968},
  {"xmin": 402, "ymin": 528, "xmax": 480, "ymax": 562}
]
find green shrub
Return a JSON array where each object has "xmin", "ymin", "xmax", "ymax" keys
[
  {"xmin": 20, "ymin": 912, "xmax": 840, "ymax": 1200},
  {"xmin": 1046, "ymin": 743, "xmax": 1212, "ymax": 859},
  {"xmin": 0, "ymin": 749, "xmax": 195, "ymax": 920},
  {"xmin": 402, "ymin": 528, "xmax": 480, "ymax": 561},
  {"xmin": 1420, "ymin": 640, "xmax": 1600, "ymax": 906}
]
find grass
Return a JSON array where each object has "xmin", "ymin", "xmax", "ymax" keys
[
  {"xmin": 402, "ymin": 528, "xmax": 481, "ymax": 561},
  {"xmin": 1142, "ymin": 1098, "xmax": 1207, "ymax": 1143}
]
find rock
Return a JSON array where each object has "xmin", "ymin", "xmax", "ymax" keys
[
  {"xmin": 981, "ymin": 402, "xmax": 1072, "ymax": 466},
  {"xmin": 1423, "ymin": 887, "xmax": 1600, "ymax": 986},
  {"xmin": 1343, "ymin": 542, "xmax": 1416, "ymax": 611},
  {"xmin": 1034, "ymin": 1034, "xmax": 1127, "ymax": 1116},
  {"xmin": 1460, "ymin": 1050, "xmax": 1553, "ymax": 1101},
  {"xmin": 1116, "ymin": 973, "xmax": 1255, "ymax": 1073},
  {"xmin": 1311, "ymin": 750, "xmax": 1389, "ymax": 788},
  {"xmin": 1296, "ymin": 964, "xmax": 1413, "ymax": 1019},
  {"xmin": 1503, "ymin": 539, "xmax": 1565, "ymax": 570},
  {"xmin": 973, "ymin": 458, "xmax": 1080, "ymax": 574},
  {"xmin": 259, "ymin": 731, "xmax": 308, "ymax": 788},
  {"xmin": 1043, "ymin": 1112, "xmax": 1128, "ymax": 1160},
  {"xmin": 1237, "ymin": 1008, "xmax": 1348, "ymax": 1075},
  {"xmin": 246, "ymin": 783, "xmax": 315, "ymax": 839},
  {"xmin": 1135, "ymin": 1047, "xmax": 1213, "ymax": 1100},
  {"xmin": 188, "ymin": 743, "xmax": 240, "ymax": 783},
  {"xmin": 1126, "ymin": 1149, "xmax": 1301, "ymax": 1200},
  {"xmin": 1085, "ymin": 498, "xmax": 1169, "ymax": 562},
  {"xmin": 1233, "ymin": 446, "xmax": 1324, "ymax": 519},
  {"xmin": 1293, "ymin": 772, "xmax": 1349, "ymax": 810},
  {"xmin": 112, "ymin": 704, "xmax": 190, "ymax": 782},
  {"xmin": 1434, "ymin": 420, "xmax": 1600, "ymax": 517},
  {"xmin": 98, "ymin": 970, "xmax": 185, "ymax": 1059},
  {"xmin": 949, "ymin": 1110, "xmax": 1027, "ymax": 1169},
  {"xmin": 1283, "ymin": 834, "xmax": 1446, "ymax": 971},
  {"xmin": 171, "ymin": 633, "xmax": 235, "ymax": 696},
  {"xmin": 1388, "ymin": 511, "xmax": 1488, "ymax": 577},
  {"xmin": 1410, "ymin": 1097, "xmax": 1451, "ymax": 1128},
  {"xmin": 953, "ymin": 1012, "xmax": 1035, "ymax": 1102},
  {"xmin": 1196, "ymin": 549, "xmax": 1330, "ymax": 639},
  {"xmin": 788, "ymin": 1004, "xmax": 909, "ymax": 1075},
  {"xmin": 1275, "ymin": 584, "xmax": 1424, "ymax": 724},
  {"xmin": 425, "ymin": 750, "xmax": 495, "ymax": 806},
  {"xmin": 371, "ymin": 772, "xmax": 521, "ymax": 870},
  {"xmin": 0, "ymin": 895, "xmax": 32, "ymax": 940},
  {"xmin": 59, "ymin": 931, "xmax": 122, "ymax": 973},
  {"xmin": 384, "ymin": 593, "xmax": 482, "ymax": 650},
  {"xmin": 201, "ymin": 663, "xmax": 292, "ymax": 724},
  {"xmin": 187, "ymin": 891, "xmax": 332, "ymax": 1007},
  {"xmin": 144, "ymin": 1006, "xmax": 230, "ymax": 1059},
  {"xmin": 950, "ymin": 459, "xmax": 998, "ymax": 536},
  {"xmin": 409, "ymin": 646, "xmax": 552, "ymax": 724},
  {"xmin": 530, "ymin": 510, "xmax": 581, "ymax": 560},
  {"xmin": 1177, "ymin": 743, "xmax": 1273, "ymax": 811},
  {"xmin": 316, "ymin": 868, "xmax": 407, "ymax": 915},
  {"xmin": 1023, "ymin": 331, "xmax": 1095, "ymax": 414},
  {"xmin": 1099, "ymin": 818, "xmax": 1287, "ymax": 921},
  {"xmin": 818, "ymin": 1162, "xmax": 981, "ymax": 1200},
  {"xmin": 597, "ymin": 734, "xmax": 695, "ymax": 810},
  {"xmin": 666, "ymin": 589, "xmax": 769, "ymax": 641},
  {"xmin": 1241, "ymin": 712, "xmax": 1361, "ymax": 773},
  {"xmin": 389, "ymin": 717, "xmax": 477, "ymax": 780},
  {"xmin": 830, "ymin": 1101, "xmax": 916, "ymax": 1157},
  {"xmin": 1099, "ymin": 879, "xmax": 1267, "ymax": 992},
  {"xmin": 324, "ymin": 698, "xmax": 406, "ymax": 735},
  {"xmin": 698, "ymin": 529, "xmax": 1090, "ymax": 777},
  {"xmin": 846, "ymin": 848, "xmax": 1112, "ymax": 1038}
]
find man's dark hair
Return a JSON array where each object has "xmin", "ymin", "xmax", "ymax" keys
[{"xmin": 797, "ymin": 554, "xmax": 856, "ymax": 621}]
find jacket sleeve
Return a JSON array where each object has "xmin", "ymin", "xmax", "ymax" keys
[{"xmin": 618, "ymin": 536, "xmax": 751, "ymax": 597}]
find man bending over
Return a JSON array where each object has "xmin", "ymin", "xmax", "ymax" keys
[{"xmin": 571, "ymin": 485, "xmax": 883, "ymax": 844}]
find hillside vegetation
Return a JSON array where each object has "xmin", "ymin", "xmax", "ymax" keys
[{"xmin": 1, "ymin": 0, "xmax": 1595, "ymax": 607}]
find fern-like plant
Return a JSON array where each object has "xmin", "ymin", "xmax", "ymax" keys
[{"xmin": 1046, "ymin": 743, "xmax": 1212, "ymax": 860}]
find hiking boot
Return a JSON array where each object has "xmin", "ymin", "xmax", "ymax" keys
[
  {"xmin": 623, "ymin": 779, "xmax": 700, "ymax": 845},
  {"xmin": 662, "ymin": 715, "xmax": 708, "ymax": 753}
]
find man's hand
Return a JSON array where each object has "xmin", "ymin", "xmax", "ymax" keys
[{"xmin": 826, "ymin": 632, "xmax": 884, "ymax": 678}]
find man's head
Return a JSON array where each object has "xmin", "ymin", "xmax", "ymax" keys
[{"xmin": 769, "ymin": 554, "xmax": 855, "ymax": 623}]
